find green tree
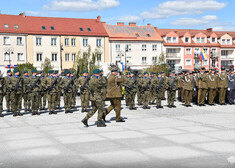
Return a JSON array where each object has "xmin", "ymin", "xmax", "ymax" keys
[
  {"xmin": 146, "ymin": 53, "xmax": 169, "ymax": 75},
  {"xmin": 15, "ymin": 63, "xmax": 36, "ymax": 74},
  {"xmin": 41, "ymin": 57, "xmax": 54, "ymax": 74}
]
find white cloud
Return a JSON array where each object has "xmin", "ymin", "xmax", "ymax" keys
[
  {"xmin": 116, "ymin": 16, "xmax": 141, "ymax": 22},
  {"xmin": 213, "ymin": 26, "xmax": 235, "ymax": 31},
  {"xmin": 140, "ymin": 0, "xmax": 227, "ymax": 19},
  {"xmin": 43, "ymin": 0, "xmax": 120, "ymax": 12},
  {"xmin": 26, "ymin": 11, "xmax": 48, "ymax": 16},
  {"xmin": 171, "ymin": 15, "xmax": 218, "ymax": 27}
]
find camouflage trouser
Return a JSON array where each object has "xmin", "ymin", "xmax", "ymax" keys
[
  {"xmin": 208, "ymin": 88, "xmax": 216, "ymax": 105},
  {"xmin": 156, "ymin": 91, "xmax": 162, "ymax": 107},
  {"xmin": 129, "ymin": 91, "xmax": 136, "ymax": 108},
  {"xmin": 150, "ymin": 90, "xmax": 156, "ymax": 103},
  {"xmin": 80, "ymin": 91, "xmax": 89, "ymax": 109},
  {"xmin": 198, "ymin": 88, "xmax": 207, "ymax": 105},
  {"xmin": 86, "ymin": 100, "xmax": 103, "ymax": 122},
  {"xmin": 55, "ymin": 91, "xmax": 61, "ymax": 108},
  {"xmin": 106, "ymin": 98, "xmax": 122, "ymax": 122},
  {"xmin": 167, "ymin": 90, "xmax": 176, "ymax": 106},
  {"xmin": 219, "ymin": 88, "xmax": 226, "ymax": 104},
  {"xmin": 143, "ymin": 90, "xmax": 150, "ymax": 107},
  {"xmin": 64, "ymin": 92, "xmax": 72, "ymax": 110},
  {"xmin": 125, "ymin": 92, "xmax": 131, "ymax": 106},
  {"xmin": 181, "ymin": 88, "xmax": 185, "ymax": 102},
  {"xmin": 23, "ymin": 92, "xmax": 31, "ymax": 111},
  {"xmin": 48, "ymin": 92, "xmax": 56, "ymax": 112},
  {"xmin": 0, "ymin": 94, "xmax": 3, "ymax": 113},
  {"xmin": 162, "ymin": 89, "xmax": 166, "ymax": 99},
  {"xmin": 184, "ymin": 90, "xmax": 192, "ymax": 106},
  {"xmin": 72, "ymin": 90, "xmax": 76, "ymax": 107},
  {"xmin": 101, "ymin": 88, "xmax": 106, "ymax": 110},
  {"xmin": 137, "ymin": 90, "xmax": 143, "ymax": 104},
  {"xmin": 5, "ymin": 92, "xmax": 12, "ymax": 111},
  {"xmin": 12, "ymin": 92, "xmax": 22, "ymax": 113},
  {"xmin": 30, "ymin": 92, "xmax": 39, "ymax": 111},
  {"xmin": 39, "ymin": 91, "xmax": 47, "ymax": 109}
]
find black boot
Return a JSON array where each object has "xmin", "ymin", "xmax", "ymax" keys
[
  {"xmin": 81, "ymin": 118, "xmax": 88, "ymax": 127},
  {"xmin": 102, "ymin": 113, "xmax": 106, "ymax": 122},
  {"xmin": 159, "ymin": 106, "xmax": 163, "ymax": 108},
  {"xmin": 18, "ymin": 112, "xmax": 23, "ymax": 116},
  {"xmin": 13, "ymin": 112, "xmax": 17, "ymax": 117},
  {"xmin": 146, "ymin": 106, "xmax": 151, "ymax": 109},
  {"xmin": 0, "ymin": 113, "xmax": 4, "ymax": 117},
  {"xmin": 97, "ymin": 121, "xmax": 106, "ymax": 127},
  {"xmin": 81, "ymin": 108, "xmax": 85, "ymax": 113},
  {"xmin": 172, "ymin": 105, "xmax": 176, "ymax": 108}
]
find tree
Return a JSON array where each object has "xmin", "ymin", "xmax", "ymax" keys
[
  {"xmin": 15, "ymin": 63, "xmax": 36, "ymax": 74},
  {"xmin": 146, "ymin": 53, "xmax": 169, "ymax": 75},
  {"xmin": 41, "ymin": 57, "xmax": 54, "ymax": 74}
]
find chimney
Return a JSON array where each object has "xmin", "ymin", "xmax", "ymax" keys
[
  {"xmin": 207, "ymin": 28, "xmax": 213, "ymax": 32},
  {"xmin": 154, "ymin": 27, "xmax": 158, "ymax": 30},
  {"xmin": 129, "ymin": 22, "xmax": 136, "ymax": 26},
  {"xmin": 147, "ymin": 23, "xmax": 151, "ymax": 27},
  {"xmin": 117, "ymin": 22, "xmax": 125, "ymax": 26},
  {"xmin": 19, "ymin": 12, "xmax": 25, "ymax": 17},
  {"xmin": 97, "ymin": 16, "xmax": 101, "ymax": 22}
]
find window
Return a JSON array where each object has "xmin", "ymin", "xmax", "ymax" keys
[
  {"xmin": 135, "ymin": 33, "xmax": 140, "ymax": 37},
  {"xmin": 195, "ymin": 59, "xmax": 200, "ymax": 65},
  {"xmin": 115, "ymin": 44, "xmax": 120, "ymax": 51},
  {"xmin": 196, "ymin": 37, "xmax": 200, "ymax": 43},
  {"xmin": 227, "ymin": 39, "xmax": 231, "ymax": 44},
  {"xmin": 152, "ymin": 56, "xmax": 157, "ymax": 63},
  {"xmin": 42, "ymin": 26, "xmax": 46, "ymax": 30},
  {"xmin": 203, "ymin": 48, "xmax": 208, "ymax": 54},
  {"xmin": 142, "ymin": 44, "xmax": 147, "ymax": 51},
  {"xmin": 51, "ymin": 53, "xmax": 57, "ymax": 61},
  {"xmin": 83, "ymin": 39, "xmax": 88, "ymax": 47},
  {"xmin": 221, "ymin": 50, "xmax": 228, "ymax": 56},
  {"xmin": 126, "ymin": 56, "xmax": 132, "ymax": 64},
  {"xmin": 87, "ymin": 28, "xmax": 91, "ymax": 31},
  {"xmin": 4, "ymin": 53, "xmax": 10, "ymax": 61},
  {"xmin": 167, "ymin": 49, "xmax": 176, "ymax": 53},
  {"xmin": 80, "ymin": 27, "xmax": 84, "ymax": 31},
  {"xmin": 212, "ymin": 38, "xmax": 216, "ymax": 43},
  {"xmin": 51, "ymin": 26, "xmax": 55, "ymax": 30},
  {"xmin": 222, "ymin": 39, "xmax": 226, "ymax": 45},
  {"xmin": 152, "ymin": 45, "xmax": 157, "ymax": 51},
  {"xmin": 17, "ymin": 53, "xmax": 24, "ymax": 61},
  {"xmin": 167, "ymin": 37, "xmax": 171, "ymax": 43},
  {"xmin": 65, "ymin": 53, "xmax": 70, "ymax": 61},
  {"xmin": 201, "ymin": 38, "xmax": 205, "ymax": 43},
  {"xmin": 96, "ymin": 39, "xmax": 101, "ymax": 47},
  {"xmin": 203, "ymin": 59, "xmax": 208, "ymax": 66},
  {"xmin": 4, "ymin": 24, "xmax": 9, "ymax": 29},
  {"xmin": 194, "ymin": 48, "xmax": 200, "ymax": 57},
  {"xmin": 14, "ymin": 24, "xmax": 19, "ymax": 29},
  {"xmin": 65, "ymin": 38, "xmax": 69, "ymax": 46},
  {"xmin": 71, "ymin": 38, "xmax": 76, "ymax": 46},
  {"xmin": 212, "ymin": 48, "xmax": 217, "ymax": 53},
  {"xmin": 186, "ymin": 48, "xmax": 191, "ymax": 55},
  {"xmin": 36, "ymin": 37, "xmax": 42, "ymax": 46},
  {"xmin": 17, "ymin": 37, "xmax": 23, "ymax": 45},
  {"xmin": 72, "ymin": 53, "xmax": 76, "ymax": 62},
  {"xmin": 142, "ymin": 57, "xmax": 147, "ymax": 64},
  {"xmin": 3, "ymin": 37, "xmax": 10, "ymax": 45},
  {"xmin": 173, "ymin": 37, "xmax": 177, "ymax": 42},
  {"xmin": 51, "ymin": 38, "xmax": 56, "ymax": 46},
  {"xmin": 97, "ymin": 54, "xmax": 101, "ymax": 61},
  {"xmin": 126, "ymin": 44, "xmax": 131, "ymax": 51},
  {"xmin": 185, "ymin": 37, "xmax": 189, "ymax": 43},
  {"xmin": 36, "ymin": 53, "xmax": 42, "ymax": 61},
  {"xmin": 185, "ymin": 59, "xmax": 192, "ymax": 66},
  {"xmin": 146, "ymin": 34, "xmax": 151, "ymax": 37}
]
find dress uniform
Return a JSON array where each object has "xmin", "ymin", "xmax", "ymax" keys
[
  {"xmin": 228, "ymin": 68, "xmax": 235, "ymax": 104},
  {"xmin": 29, "ymin": 69, "xmax": 40, "ymax": 115},
  {"xmin": 82, "ymin": 69, "xmax": 106, "ymax": 127},
  {"xmin": 197, "ymin": 67, "xmax": 208, "ymax": 106},
  {"xmin": 23, "ymin": 70, "xmax": 31, "ymax": 112},
  {"xmin": 4, "ymin": 70, "xmax": 12, "ymax": 112},
  {"xmin": 207, "ymin": 69, "xmax": 217, "ymax": 105},
  {"xmin": 218, "ymin": 67, "xmax": 228, "ymax": 105},
  {"xmin": 183, "ymin": 71, "xmax": 194, "ymax": 107},
  {"xmin": 166, "ymin": 71, "xmax": 177, "ymax": 108}
]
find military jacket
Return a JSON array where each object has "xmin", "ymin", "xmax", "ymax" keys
[
  {"xmin": 197, "ymin": 73, "xmax": 208, "ymax": 89},
  {"xmin": 106, "ymin": 74, "xmax": 125, "ymax": 98},
  {"xmin": 167, "ymin": 76, "xmax": 178, "ymax": 91},
  {"xmin": 9, "ymin": 75, "xmax": 23, "ymax": 93},
  {"xmin": 60, "ymin": 76, "xmax": 73, "ymax": 93},
  {"xmin": 42, "ymin": 76, "xmax": 57, "ymax": 93},
  {"xmin": 218, "ymin": 73, "xmax": 228, "ymax": 88},
  {"xmin": 4, "ymin": 76, "xmax": 11, "ymax": 93},
  {"xmin": 76, "ymin": 76, "xmax": 89, "ymax": 94},
  {"xmin": 0, "ymin": 77, "xmax": 4, "ymax": 94},
  {"xmin": 151, "ymin": 77, "xmax": 164, "ymax": 92},
  {"xmin": 23, "ymin": 76, "xmax": 31, "ymax": 93},
  {"xmin": 89, "ymin": 75, "xmax": 104, "ymax": 101},
  {"xmin": 183, "ymin": 75, "xmax": 194, "ymax": 90},
  {"xmin": 207, "ymin": 74, "xmax": 217, "ymax": 89},
  {"xmin": 228, "ymin": 74, "xmax": 235, "ymax": 89}
]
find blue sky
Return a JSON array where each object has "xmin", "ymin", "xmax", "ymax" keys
[{"xmin": 0, "ymin": 0, "xmax": 234, "ymax": 30}]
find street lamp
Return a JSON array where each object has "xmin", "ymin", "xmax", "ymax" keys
[
  {"xmin": 4, "ymin": 47, "xmax": 14, "ymax": 67},
  {"xmin": 60, "ymin": 43, "xmax": 64, "ymax": 72}
]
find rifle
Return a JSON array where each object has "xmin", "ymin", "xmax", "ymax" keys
[
  {"xmin": 156, "ymin": 78, "xmax": 164, "ymax": 92},
  {"xmin": 168, "ymin": 77, "xmax": 176, "ymax": 91},
  {"xmin": 12, "ymin": 73, "xmax": 23, "ymax": 93},
  {"xmin": 80, "ymin": 76, "xmax": 90, "ymax": 94},
  {"xmin": 63, "ymin": 78, "xmax": 74, "ymax": 93},
  {"xmin": 30, "ymin": 77, "xmax": 40, "ymax": 91},
  {"xmin": 47, "ymin": 77, "xmax": 58, "ymax": 92},
  {"xmin": 75, "ymin": 66, "xmax": 80, "ymax": 79},
  {"xmin": 142, "ymin": 78, "xmax": 151, "ymax": 92}
]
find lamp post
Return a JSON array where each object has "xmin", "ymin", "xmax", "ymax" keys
[
  {"xmin": 60, "ymin": 44, "xmax": 64, "ymax": 72},
  {"xmin": 4, "ymin": 47, "xmax": 14, "ymax": 67},
  {"xmin": 125, "ymin": 45, "xmax": 128, "ymax": 70}
]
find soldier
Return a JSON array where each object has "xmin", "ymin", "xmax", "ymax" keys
[
  {"xmin": 29, "ymin": 69, "xmax": 41, "ymax": 115},
  {"xmin": 177, "ymin": 73, "xmax": 183, "ymax": 101},
  {"xmin": 81, "ymin": 69, "xmax": 106, "ymax": 127},
  {"xmin": 124, "ymin": 72, "xmax": 131, "ymax": 106},
  {"xmin": 228, "ymin": 68, "xmax": 235, "ymax": 104},
  {"xmin": 184, "ymin": 71, "xmax": 194, "ymax": 107},
  {"xmin": 61, "ymin": 70, "xmax": 73, "ymax": 113},
  {"xmin": 218, "ymin": 67, "xmax": 228, "ymax": 105},
  {"xmin": 150, "ymin": 72, "xmax": 157, "ymax": 105},
  {"xmin": 0, "ymin": 73, "xmax": 4, "ymax": 117},
  {"xmin": 166, "ymin": 71, "xmax": 177, "ymax": 108},
  {"xmin": 207, "ymin": 69, "xmax": 217, "ymax": 105},
  {"xmin": 4, "ymin": 70, "xmax": 12, "ymax": 112},
  {"xmin": 136, "ymin": 72, "xmax": 143, "ymax": 106},
  {"xmin": 10, "ymin": 69, "xmax": 23, "ymax": 116},
  {"xmin": 103, "ymin": 66, "xmax": 126, "ymax": 122},
  {"xmin": 70, "ymin": 71, "xmax": 77, "ymax": 109},
  {"xmin": 42, "ymin": 70, "xmax": 57, "ymax": 114},
  {"xmin": 128, "ymin": 72, "xmax": 137, "ymax": 110},
  {"xmin": 100, "ymin": 70, "xmax": 107, "ymax": 111},
  {"xmin": 152, "ymin": 73, "xmax": 164, "ymax": 109},
  {"xmin": 161, "ymin": 71, "xmax": 167, "ymax": 100},
  {"xmin": 39, "ymin": 71, "xmax": 47, "ymax": 110},
  {"xmin": 214, "ymin": 70, "xmax": 220, "ymax": 104},
  {"xmin": 23, "ymin": 70, "xmax": 31, "ymax": 112},
  {"xmin": 192, "ymin": 71, "xmax": 198, "ymax": 104},
  {"xmin": 76, "ymin": 71, "xmax": 90, "ymax": 112},
  {"xmin": 142, "ymin": 72, "xmax": 151, "ymax": 109},
  {"xmin": 54, "ymin": 71, "xmax": 62, "ymax": 109},
  {"xmin": 197, "ymin": 67, "xmax": 208, "ymax": 106}
]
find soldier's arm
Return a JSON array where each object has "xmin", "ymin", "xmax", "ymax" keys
[{"xmin": 116, "ymin": 74, "xmax": 125, "ymax": 83}]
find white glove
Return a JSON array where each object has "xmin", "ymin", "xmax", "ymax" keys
[
  {"xmin": 228, "ymin": 88, "xmax": 230, "ymax": 91},
  {"xmin": 194, "ymin": 88, "xmax": 196, "ymax": 91}
]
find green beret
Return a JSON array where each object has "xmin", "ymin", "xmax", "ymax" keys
[
  {"xmin": 48, "ymin": 70, "xmax": 54, "ymax": 74},
  {"xmin": 64, "ymin": 70, "xmax": 70, "ymax": 75},
  {"xmin": 144, "ymin": 72, "xmax": 148, "ymax": 75},
  {"xmin": 158, "ymin": 72, "xmax": 161, "ymax": 75},
  {"xmin": 82, "ymin": 70, "xmax": 88, "ymax": 74},
  {"xmin": 161, "ymin": 71, "xmax": 165, "ymax": 74},
  {"xmin": 7, "ymin": 70, "xmax": 11, "ymax": 73},
  {"xmin": 32, "ymin": 69, "xmax": 37, "ymax": 73},
  {"xmin": 201, "ymin": 67, "xmax": 206, "ymax": 70},
  {"xmin": 138, "ymin": 72, "xmax": 142, "ymax": 75},
  {"xmin": 23, "ymin": 70, "xmax": 28, "ymax": 73},
  {"xmin": 150, "ymin": 72, "xmax": 154, "ymax": 75},
  {"xmin": 93, "ymin": 69, "xmax": 100, "ymax": 74},
  {"xmin": 54, "ymin": 70, "xmax": 58, "ymax": 74},
  {"xmin": 13, "ymin": 69, "xmax": 19, "ymax": 73},
  {"xmin": 40, "ymin": 70, "xmax": 44, "ymax": 73},
  {"xmin": 100, "ymin": 69, "xmax": 103, "ymax": 72},
  {"xmin": 126, "ymin": 72, "xmax": 131, "ymax": 75}
]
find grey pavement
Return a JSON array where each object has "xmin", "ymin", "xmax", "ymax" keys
[{"xmin": 1, "ymin": 97, "xmax": 235, "ymax": 168}]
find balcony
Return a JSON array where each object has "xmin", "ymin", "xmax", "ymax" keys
[
  {"xmin": 166, "ymin": 53, "xmax": 181, "ymax": 59},
  {"xmin": 221, "ymin": 55, "xmax": 234, "ymax": 60},
  {"xmin": 194, "ymin": 53, "xmax": 200, "ymax": 59},
  {"xmin": 211, "ymin": 52, "xmax": 219, "ymax": 59},
  {"xmin": 194, "ymin": 64, "xmax": 201, "ymax": 69}
]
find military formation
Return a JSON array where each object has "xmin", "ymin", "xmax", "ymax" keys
[{"xmin": 0, "ymin": 66, "xmax": 235, "ymax": 127}]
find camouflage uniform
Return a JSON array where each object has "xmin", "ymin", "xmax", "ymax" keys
[
  {"xmin": 136, "ymin": 76, "xmax": 143, "ymax": 105},
  {"xmin": 100, "ymin": 75, "xmax": 107, "ymax": 110},
  {"xmin": 4, "ymin": 75, "xmax": 12, "ymax": 112},
  {"xmin": 141, "ymin": 77, "xmax": 151, "ymax": 109},
  {"xmin": 71, "ymin": 76, "xmax": 77, "ymax": 108},
  {"xmin": 127, "ymin": 76, "xmax": 137, "ymax": 109},
  {"xmin": 39, "ymin": 76, "xmax": 47, "ymax": 110},
  {"xmin": 29, "ymin": 75, "xmax": 41, "ymax": 115},
  {"xmin": 152, "ymin": 76, "xmax": 164, "ymax": 108},
  {"xmin": 0, "ymin": 76, "xmax": 4, "ymax": 117},
  {"xmin": 60, "ymin": 75, "xmax": 73, "ymax": 113},
  {"xmin": 23, "ymin": 75, "xmax": 31, "ymax": 112},
  {"xmin": 76, "ymin": 76, "xmax": 90, "ymax": 112},
  {"xmin": 166, "ymin": 75, "xmax": 177, "ymax": 107}
]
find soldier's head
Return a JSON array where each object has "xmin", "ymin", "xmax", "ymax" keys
[
  {"xmin": 185, "ymin": 70, "xmax": 190, "ymax": 75},
  {"xmin": 201, "ymin": 67, "xmax": 205, "ymax": 73},
  {"xmin": 70, "ymin": 72, "xmax": 74, "ymax": 77},
  {"xmin": 226, "ymin": 69, "xmax": 230, "ymax": 75},
  {"xmin": 82, "ymin": 70, "xmax": 88, "ymax": 77},
  {"xmin": 215, "ymin": 70, "xmax": 219, "ymax": 75},
  {"xmin": 126, "ymin": 72, "xmax": 130, "ymax": 78},
  {"xmin": 40, "ymin": 71, "xmax": 44, "ymax": 76},
  {"xmin": 100, "ymin": 70, "xmax": 104, "ymax": 76},
  {"xmin": 211, "ymin": 69, "xmax": 215, "ymax": 74},
  {"xmin": 13, "ymin": 69, "xmax": 19, "ymax": 76},
  {"xmin": 7, "ymin": 69, "xmax": 12, "ymax": 76},
  {"xmin": 169, "ymin": 71, "xmax": 173, "ymax": 77},
  {"xmin": 54, "ymin": 70, "xmax": 59, "ymax": 77},
  {"xmin": 161, "ymin": 71, "xmax": 165, "ymax": 76},
  {"xmin": 138, "ymin": 72, "xmax": 142, "ymax": 77},
  {"xmin": 205, "ymin": 70, "xmax": 209, "ymax": 75},
  {"xmin": 31, "ymin": 69, "xmax": 37, "ymax": 76},
  {"xmin": 221, "ymin": 67, "xmax": 225, "ymax": 73},
  {"xmin": 93, "ymin": 69, "xmax": 100, "ymax": 76},
  {"xmin": 48, "ymin": 70, "xmax": 54, "ymax": 76},
  {"xmin": 65, "ymin": 70, "xmax": 70, "ymax": 77},
  {"xmin": 144, "ymin": 72, "xmax": 148, "ymax": 77},
  {"xmin": 23, "ymin": 70, "xmax": 28, "ymax": 76},
  {"xmin": 130, "ymin": 72, "xmax": 134, "ymax": 77},
  {"xmin": 111, "ymin": 66, "xmax": 119, "ymax": 76},
  {"xmin": 230, "ymin": 68, "xmax": 234, "ymax": 75},
  {"xmin": 158, "ymin": 72, "xmax": 161, "ymax": 78},
  {"xmin": 190, "ymin": 71, "xmax": 193, "ymax": 76}
]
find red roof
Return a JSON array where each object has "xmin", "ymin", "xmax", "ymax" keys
[{"xmin": 0, "ymin": 14, "xmax": 108, "ymax": 37}]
